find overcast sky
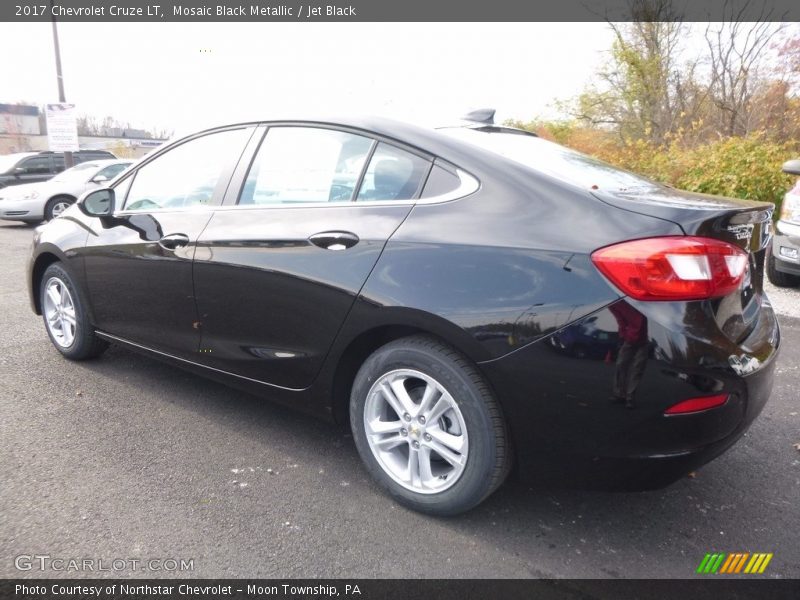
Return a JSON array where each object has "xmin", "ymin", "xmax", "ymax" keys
[{"xmin": 0, "ymin": 22, "xmax": 618, "ymax": 134}]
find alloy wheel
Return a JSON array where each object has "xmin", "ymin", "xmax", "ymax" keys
[
  {"xmin": 363, "ymin": 369, "xmax": 469, "ymax": 494},
  {"xmin": 50, "ymin": 200, "xmax": 71, "ymax": 219},
  {"xmin": 43, "ymin": 277, "xmax": 77, "ymax": 348}
]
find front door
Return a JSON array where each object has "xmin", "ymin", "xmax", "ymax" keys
[{"xmin": 83, "ymin": 126, "xmax": 255, "ymax": 358}]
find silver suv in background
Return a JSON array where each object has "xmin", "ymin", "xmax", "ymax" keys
[
  {"xmin": 0, "ymin": 159, "xmax": 132, "ymax": 223},
  {"xmin": 767, "ymin": 159, "xmax": 800, "ymax": 287},
  {"xmin": 0, "ymin": 150, "xmax": 117, "ymax": 189}
]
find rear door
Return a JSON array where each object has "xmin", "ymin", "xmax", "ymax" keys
[
  {"xmin": 83, "ymin": 126, "xmax": 255, "ymax": 358},
  {"xmin": 193, "ymin": 125, "xmax": 432, "ymax": 389}
]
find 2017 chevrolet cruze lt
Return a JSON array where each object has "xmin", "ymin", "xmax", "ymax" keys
[{"xmin": 28, "ymin": 114, "xmax": 779, "ymax": 515}]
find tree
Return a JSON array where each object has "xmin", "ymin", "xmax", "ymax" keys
[
  {"xmin": 704, "ymin": 6, "xmax": 784, "ymax": 137},
  {"xmin": 571, "ymin": 1, "xmax": 693, "ymax": 144}
]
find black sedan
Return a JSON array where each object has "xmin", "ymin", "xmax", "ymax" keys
[{"xmin": 27, "ymin": 114, "xmax": 779, "ymax": 516}]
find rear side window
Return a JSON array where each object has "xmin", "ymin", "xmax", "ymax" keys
[
  {"xmin": 420, "ymin": 165, "xmax": 462, "ymax": 198},
  {"xmin": 239, "ymin": 127, "xmax": 373, "ymax": 205},
  {"xmin": 356, "ymin": 143, "xmax": 430, "ymax": 202},
  {"xmin": 18, "ymin": 156, "xmax": 52, "ymax": 174}
]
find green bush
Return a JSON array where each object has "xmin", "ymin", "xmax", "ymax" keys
[
  {"xmin": 670, "ymin": 136, "xmax": 797, "ymax": 213},
  {"xmin": 508, "ymin": 120, "xmax": 799, "ymax": 215}
]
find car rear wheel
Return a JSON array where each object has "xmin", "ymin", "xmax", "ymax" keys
[
  {"xmin": 350, "ymin": 335, "xmax": 511, "ymax": 516},
  {"xmin": 766, "ymin": 244, "xmax": 800, "ymax": 287},
  {"xmin": 40, "ymin": 263, "xmax": 108, "ymax": 360},
  {"xmin": 44, "ymin": 196, "xmax": 74, "ymax": 221}
]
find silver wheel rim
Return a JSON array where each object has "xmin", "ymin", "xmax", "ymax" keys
[
  {"xmin": 43, "ymin": 277, "xmax": 77, "ymax": 348},
  {"xmin": 51, "ymin": 200, "xmax": 70, "ymax": 218},
  {"xmin": 363, "ymin": 369, "xmax": 469, "ymax": 494}
]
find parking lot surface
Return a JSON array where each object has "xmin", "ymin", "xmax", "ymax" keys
[{"xmin": 1, "ymin": 220, "xmax": 798, "ymax": 578}]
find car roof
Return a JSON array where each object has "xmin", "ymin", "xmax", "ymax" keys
[
  {"xmin": 175, "ymin": 114, "xmax": 512, "ymax": 163},
  {"xmin": 159, "ymin": 114, "xmax": 570, "ymax": 197},
  {"xmin": 85, "ymin": 159, "xmax": 132, "ymax": 167},
  {"xmin": 2, "ymin": 152, "xmax": 39, "ymax": 161}
]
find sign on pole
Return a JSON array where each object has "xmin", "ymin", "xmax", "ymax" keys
[{"xmin": 45, "ymin": 103, "xmax": 79, "ymax": 151}]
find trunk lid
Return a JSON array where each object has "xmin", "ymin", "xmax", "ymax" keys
[{"xmin": 592, "ymin": 186, "xmax": 774, "ymax": 343}]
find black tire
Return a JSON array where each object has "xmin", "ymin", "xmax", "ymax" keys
[
  {"xmin": 40, "ymin": 263, "xmax": 108, "ymax": 360},
  {"xmin": 350, "ymin": 335, "xmax": 511, "ymax": 516},
  {"xmin": 766, "ymin": 244, "xmax": 800, "ymax": 288},
  {"xmin": 44, "ymin": 195, "xmax": 75, "ymax": 221}
]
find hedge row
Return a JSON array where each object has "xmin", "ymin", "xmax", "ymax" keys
[{"xmin": 527, "ymin": 123, "xmax": 800, "ymax": 214}]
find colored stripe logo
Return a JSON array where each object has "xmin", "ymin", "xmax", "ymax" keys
[{"xmin": 696, "ymin": 552, "xmax": 773, "ymax": 574}]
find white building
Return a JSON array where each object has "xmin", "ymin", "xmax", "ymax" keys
[{"xmin": 0, "ymin": 104, "xmax": 166, "ymax": 157}]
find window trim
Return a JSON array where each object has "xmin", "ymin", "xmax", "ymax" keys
[
  {"xmin": 109, "ymin": 120, "xmax": 481, "ymax": 215},
  {"xmin": 212, "ymin": 168, "xmax": 479, "ymax": 212},
  {"xmin": 229, "ymin": 124, "xmax": 475, "ymax": 210}
]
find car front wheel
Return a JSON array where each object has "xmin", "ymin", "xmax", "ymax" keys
[
  {"xmin": 40, "ymin": 263, "xmax": 108, "ymax": 360},
  {"xmin": 44, "ymin": 196, "xmax": 74, "ymax": 221},
  {"xmin": 350, "ymin": 335, "xmax": 511, "ymax": 516}
]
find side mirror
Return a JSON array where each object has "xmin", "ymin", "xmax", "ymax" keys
[
  {"xmin": 78, "ymin": 188, "xmax": 114, "ymax": 217},
  {"xmin": 91, "ymin": 175, "xmax": 109, "ymax": 183},
  {"xmin": 782, "ymin": 159, "xmax": 800, "ymax": 176},
  {"xmin": 14, "ymin": 167, "xmax": 25, "ymax": 175}
]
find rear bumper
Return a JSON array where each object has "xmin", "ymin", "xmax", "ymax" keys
[
  {"xmin": 547, "ymin": 353, "xmax": 776, "ymax": 491},
  {"xmin": 772, "ymin": 220, "xmax": 800, "ymax": 275},
  {"xmin": 478, "ymin": 297, "xmax": 779, "ymax": 489}
]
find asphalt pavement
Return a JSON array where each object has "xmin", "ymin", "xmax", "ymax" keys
[{"xmin": 1, "ymin": 220, "xmax": 798, "ymax": 579}]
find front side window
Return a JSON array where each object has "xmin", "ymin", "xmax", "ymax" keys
[
  {"xmin": 356, "ymin": 143, "xmax": 430, "ymax": 201},
  {"xmin": 239, "ymin": 127, "xmax": 373, "ymax": 205},
  {"xmin": 123, "ymin": 128, "xmax": 251, "ymax": 212}
]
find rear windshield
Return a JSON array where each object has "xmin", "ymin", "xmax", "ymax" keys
[{"xmin": 439, "ymin": 128, "xmax": 661, "ymax": 193}]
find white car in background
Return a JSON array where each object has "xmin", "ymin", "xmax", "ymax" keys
[{"xmin": 0, "ymin": 159, "xmax": 132, "ymax": 223}]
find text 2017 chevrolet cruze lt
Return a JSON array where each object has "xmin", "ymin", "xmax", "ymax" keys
[{"xmin": 27, "ymin": 115, "xmax": 779, "ymax": 515}]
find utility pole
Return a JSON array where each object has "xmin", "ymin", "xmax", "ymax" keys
[{"xmin": 50, "ymin": 0, "xmax": 73, "ymax": 168}]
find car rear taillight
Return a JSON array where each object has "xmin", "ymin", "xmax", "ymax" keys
[
  {"xmin": 591, "ymin": 237, "xmax": 749, "ymax": 301},
  {"xmin": 664, "ymin": 393, "xmax": 729, "ymax": 415}
]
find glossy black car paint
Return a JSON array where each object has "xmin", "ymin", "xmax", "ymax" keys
[{"xmin": 28, "ymin": 116, "xmax": 780, "ymax": 489}]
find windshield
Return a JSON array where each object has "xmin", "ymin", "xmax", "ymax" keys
[
  {"xmin": 0, "ymin": 153, "xmax": 35, "ymax": 173},
  {"xmin": 439, "ymin": 128, "xmax": 661, "ymax": 193},
  {"xmin": 51, "ymin": 162, "xmax": 101, "ymax": 183}
]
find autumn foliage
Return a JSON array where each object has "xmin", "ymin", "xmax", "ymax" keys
[
  {"xmin": 509, "ymin": 121, "xmax": 799, "ymax": 213},
  {"xmin": 507, "ymin": 16, "xmax": 800, "ymax": 214}
]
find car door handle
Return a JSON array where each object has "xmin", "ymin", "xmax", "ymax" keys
[
  {"xmin": 158, "ymin": 233, "xmax": 190, "ymax": 250},
  {"xmin": 309, "ymin": 231, "xmax": 360, "ymax": 251}
]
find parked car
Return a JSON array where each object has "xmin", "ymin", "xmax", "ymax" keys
[
  {"xmin": 766, "ymin": 159, "xmax": 800, "ymax": 287},
  {"xmin": 548, "ymin": 314, "xmax": 619, "ymax": 360},
  {"xmin": 0, "ymin": 160, "xmax": 132, "ymax": 223},
  {"xmin": 27, "ymin": 114, "xmax": 779, "ymax": 516},
  {"xmin": 0, "ymin": 150, "xmax": 117, "ymax": 189}
]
